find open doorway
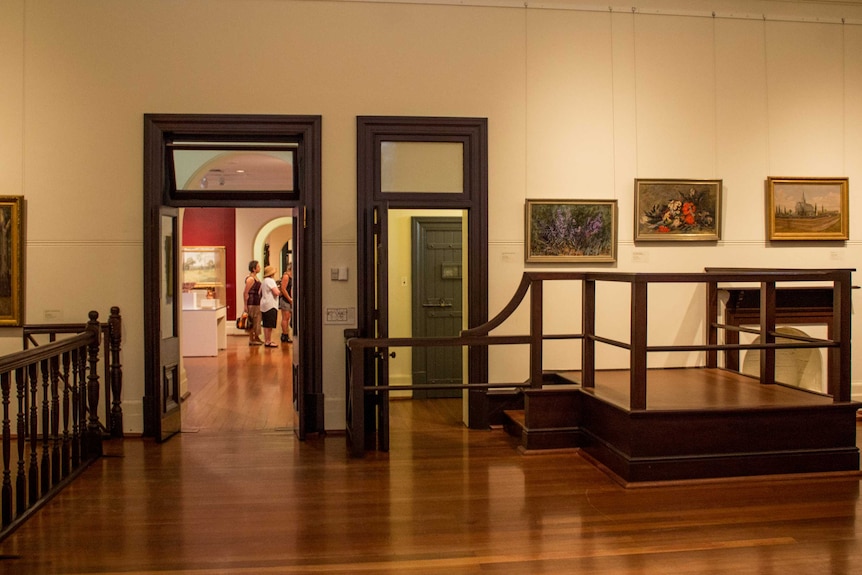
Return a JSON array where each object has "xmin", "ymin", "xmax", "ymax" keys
[
  {"xmin": 355, "ymin": 116, "xmax": 489, "ymax": 443},
  {"xmin": 179, "ymin": 207, "xmax": 296, "ymax": 432},
  {"xmin": 143, "ymin": 114, "xmax": 322, "ymax": 442}
]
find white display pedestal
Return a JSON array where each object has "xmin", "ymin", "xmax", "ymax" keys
[{"xmin": 181, "ymin": 305, "xmax": 227, "ymax": 357}]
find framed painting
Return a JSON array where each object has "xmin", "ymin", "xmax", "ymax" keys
[
  {"xmin": 0, "ymin": 196, "xmax": 23, "ymax": 326},
  {"xmin": 181, "ymin": 246, "xmax": 225, "ymax": 287},
  {"xmin": 525, "ymin": 199, "xmax": 617, "ymax": 263},
  {"xmin": 634, "ymin": 179, "xmax": 722, "ymax": 241},
  {"xmin": 767, "ymin": 177, "xmax": 849, "ymax": 241}
]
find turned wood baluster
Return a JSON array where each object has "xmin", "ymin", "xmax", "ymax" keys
[
  {"xmin": 109, "ymin": 306, "xmax": 123, "ymax": 438},
  {"xmin": 71, "ymin": 348, "xmax": 82, "ymax": 469},
  {"xmin": 40, "ymin": 359, "xmax": 50, "ymax": 495},
  {"xmin": 1, "ymin": 372, "xmax": 11, "ymax": 527},
  {"xmin": 84, "ymin": 311, "xmax": 103, "ymax": 459},
  {"xmin": 61, "ymin": 350, "xmax": 71, "ymax": 478},
  {"xmin": 28, "ymin": 364, "xmax": 39, "ymax": 504},
  {"xmin": 50, "ymin": 356, "xmax": 61, "ymax": 485},
  {"xmin": 15, "ymin": 368, "xmax": 26, "ymax": 516}
]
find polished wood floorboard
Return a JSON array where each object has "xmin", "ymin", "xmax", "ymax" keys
[
  {"xmin": 2, "ymin": 350, "xmax": 861, "ymax": 574},
  {"xmin": 182, "ymin": 335, "xmax": 295, "ymax": 432}
]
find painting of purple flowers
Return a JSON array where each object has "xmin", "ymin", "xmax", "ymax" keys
[
  {"xmin": 525, "ymin": 200, "xmax": 617, "ymax": 263},
  {"xmin": 635, "ymin": 179, "xmax": 722, "ymax": 241}
]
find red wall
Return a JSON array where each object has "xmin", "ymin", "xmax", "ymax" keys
[{"xmin": 181, "ymin": 208, "xmax": 238, "ymax": 319}]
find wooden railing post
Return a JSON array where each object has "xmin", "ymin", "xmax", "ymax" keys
[
  {"xmin": 830, "ymin": 271, "xmax": 852, "ymax": 401},
  {"xmin": 582, "ymin": 279, "xmax": 596, "ymax": 389},
  {"xmin": 705, "ymin": 280, "xmax": 718, "ymax": 368},
  {"xmin": 530, "ymin": 278, "xmax": 543, "ymax": 389},
  {"xmin": 348, "ymin": 341, "xmax": 365, "ymax": 457},
  {"xmin": 82, "ymin": 311, "xmax": 103, "ymax": 459},
  {"xmin": 109, "ymin": 307, "xmax": 124, "ymax": 438},
  {"xmin": 759, "ymin": 282, "xmax": 776, "ymax": 386},
  {"xmin": 630, "ymin": 279, "xmax": 648, "ymax": 410}
]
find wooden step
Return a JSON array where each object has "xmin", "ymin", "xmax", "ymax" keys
[{"xmin": 502, "ymin": 409, "xmax": 525, "ymax": 439}]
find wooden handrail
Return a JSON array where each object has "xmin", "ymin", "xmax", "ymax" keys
[
  {"xmin": 2, "ymin": 308, "xmax": 122, "ymax": 542},
  {"xmin": 346, "ymin": 269, "xmax": 855, "ymax": 456}
]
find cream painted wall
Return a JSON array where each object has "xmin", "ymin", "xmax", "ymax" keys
[{"xmin": 3, "ymin": 0, "xmax": 862, "ymax": 433}]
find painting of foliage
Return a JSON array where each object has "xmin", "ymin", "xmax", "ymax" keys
[{"xmin": 526, "ymin": 200, "xmax": 617, "ymax": 263}]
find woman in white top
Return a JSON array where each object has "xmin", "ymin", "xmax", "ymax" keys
[{"xmin": 260, "ymin": 265, "xmax": 281, "ymax": 348}]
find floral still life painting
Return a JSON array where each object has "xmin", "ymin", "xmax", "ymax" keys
[
  {"xmin": 525, "ymin": 199, "xmax": 617, "ymax": 263},
  {"xmin": 635, "ymin": 179, "xmax": 722, "ymax": 241}
]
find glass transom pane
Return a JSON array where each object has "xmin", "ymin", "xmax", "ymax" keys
[{"xmin": 381, "ymin": 141, "xmax": 463, "ymax": 194}]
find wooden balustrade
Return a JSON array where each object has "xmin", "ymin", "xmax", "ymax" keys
[
  {"xmin": 346, "ymin": 269, "xmax": 854, "ymax": 459},
  {"xmin": 22, "ymin": 306, "xmax": 123, "ymax": 439},
  {"xmin": 1, "ymin": 308, "xmax": 122, "ymax": 541}
]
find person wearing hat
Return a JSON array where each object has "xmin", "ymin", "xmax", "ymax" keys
[{"xmin": 260, "ymin": 265, "xmax": 281, "ymax": 348}]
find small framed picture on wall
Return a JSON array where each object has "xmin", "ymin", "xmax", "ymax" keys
[
  {"xmin": 525, "ymin": 199, "xmax": 617, "ymax": 263},
  {"xmin": 634, "ymin": 179, "xmax": 722, "ymax": 242},
  {"xmin": 766, "ymin": 177, "xmax": 849, "ymax": 241}
]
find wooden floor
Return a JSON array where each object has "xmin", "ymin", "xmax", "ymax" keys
[
  {"xmin": 2, "ymin": 342, "xmax": 862, "ymax": 574},
  {"xmin": 182, "ymin": 335, "xmax": 295, "ymax": 432}
]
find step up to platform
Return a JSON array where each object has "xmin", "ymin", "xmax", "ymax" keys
[{"xmin": 499, "ymin": 369, "xmax": 860, "ymax": 484}]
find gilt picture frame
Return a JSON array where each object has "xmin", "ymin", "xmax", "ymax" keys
[
  {"xmin": 0, "ymin": 196, "xmax": 24, "ymax": 326},
  {"xmin": 766, "ymin": 177, "xmax": 849, "ymax": 241},
  {"xmin": 525, "ymin": 199, "xmax": 617, "ymax": 263},
  {"xmin": 634, "ymin": 179, "xmax": 722, "ymax": 241},
  {"xmin": 181, "ymin": 246, "xmax": 225, "ymax": 287}
]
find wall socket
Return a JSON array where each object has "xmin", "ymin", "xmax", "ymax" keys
[{"xmin": 330, "ymin": 267, "xmax": 349, "ymax": 281}]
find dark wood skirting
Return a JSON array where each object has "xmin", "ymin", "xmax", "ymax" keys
[{"xmin": 505, "ymin": 367, "xmax": 861, "ymax": 483}]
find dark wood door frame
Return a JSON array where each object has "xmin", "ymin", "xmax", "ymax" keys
[
  {"xmin": 356, "ymin": 116, "xmax": 489, "ymax": 428},
  {"xmin": 143, "ymin": 114, "xmax": 323, "ymax": 439}
]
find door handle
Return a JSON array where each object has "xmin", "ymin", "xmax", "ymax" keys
[{"xmin": 422, "ymin": 298, "xmax": 452, "ymax": 308}]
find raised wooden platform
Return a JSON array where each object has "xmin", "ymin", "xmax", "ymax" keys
[{"xmin": 504, "ymin": 367, "xmax": 861, "ymax": 484}]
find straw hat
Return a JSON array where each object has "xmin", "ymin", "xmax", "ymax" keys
[{"xmin": 263, "ymin": 265, "xmax": 276, "ymax": 278}]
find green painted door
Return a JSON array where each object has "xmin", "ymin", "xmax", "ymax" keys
[{"xmin": 412, "ymin": 217, "xmax": 463, "ymax": 399}]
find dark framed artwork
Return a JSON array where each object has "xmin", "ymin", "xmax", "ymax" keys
[
  {"xmin": 525, "ymin": 199, "xmax": 617, "ymax": 263},
  {"xmin": 767, "ymin": 177, "xmax": 849, "ymax": 241},
  {"xmin": 634, "ymin": 179, "xmax": 722, "ymax": 241},
  {"xmin": 0, "ymin": 196, "xmax": 23, "ymax": 326}
]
